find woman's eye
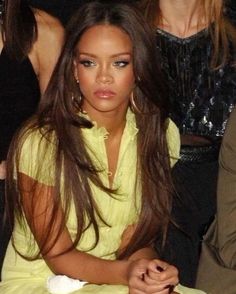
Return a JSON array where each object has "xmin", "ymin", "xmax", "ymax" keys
[
  {"xmin": 113, "ymin": 60, "xmax": 130, "ymax": 68},
  {"xmin": 79, "ymin": 60, "xmax": 96, "ymax": 67}
]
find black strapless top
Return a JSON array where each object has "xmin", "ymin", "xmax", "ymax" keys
[
  {"xmin": 0, "ymin": 48, "xmax": 40, "ymax": 160},
  {"xmin": 156, "ymin": 24, "xmax": 236, "ymax": 141}
]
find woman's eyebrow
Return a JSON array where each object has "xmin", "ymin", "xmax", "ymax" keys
[{"xmin": 78, "ymin": 52, "xmax": 132, "ymax": 58}]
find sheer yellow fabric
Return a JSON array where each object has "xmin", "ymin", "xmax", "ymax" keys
[{"xmin": 0, "ymin": 112, "xmax": 204, "ymax": 293}]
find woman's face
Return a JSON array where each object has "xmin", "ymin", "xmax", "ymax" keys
[{"xmin": 74, "ymin": 24, "xmax": 135, "ymax": 116}]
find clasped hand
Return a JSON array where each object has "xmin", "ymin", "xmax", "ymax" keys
[{"xmin": 128, "ymin": 259, "xmax": 179, "ymax": 294}]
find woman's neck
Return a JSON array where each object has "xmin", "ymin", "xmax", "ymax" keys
[
  {"xmin": 101, "ymin": 112, "xmax": 127, "ymax": 139},
  {"xmin": 84, "ymin": 107, "xmax": 128, "ymax": 188},
  {"xmin": 158, "ymin": 0, "xmax": 206, "ymax": 38},
  {"xmin": 85, "ymin": 106, "xmax": 128, "ymax": 137}
]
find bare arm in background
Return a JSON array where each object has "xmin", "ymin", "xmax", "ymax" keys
[{"xmin": 29, "ymin": 8, "xmax": 64, "ymax": 93}]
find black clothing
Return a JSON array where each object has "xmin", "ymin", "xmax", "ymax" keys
[
  {"xmin": 155, "ymin": 20, "xmax": 236, "ymax": 287},
  {"xmin": 0, "ymin": 180, "xmax": 10, "ymax": 280},
  {"xmin": 0, "ymin": 48, "xmax": 40, "ymax": 280},
  {"xmin": 156, "ymin": 27, "xmax": 236, "ymax": 140},
  {"xmin": 159, "ymin": 159, "xmax": 219, "ymax": 287},
  {"xmin": 0, "ymin": 48, "xmax": 40, "ymax": 161}
]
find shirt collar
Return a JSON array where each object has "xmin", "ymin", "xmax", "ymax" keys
[{"xmin": 80, "ymin": 108, "xmax": 138, "ymax": 139}]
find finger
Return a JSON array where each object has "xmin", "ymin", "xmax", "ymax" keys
[
  {"xmin": 148, "ymin": 264, "xmax": 179, "ymax": 285},
  {"xmin": 148, "ymin": 275, "xmax": 179, "ymax": 288},
  {"xmin": 157, "ymin": 272, "xmax": 179, "ymax": 286},
  {"xmin": 143, "ymin": 272, "xmax": 157, "ymax": 285},
  {"xmin": 129, "ymin": 275, "xmax": 148, "ymax": 293},
  {"xmin": 148, "ymin": 269, "xmax": 175, "ymax": 282},
  {"xmin": 145, "ymin": 275, "xmax": 178, "ymax": 292},
  {"xmin": 141, "ymin": 276, "xmax": 175, "ymax": 293},
  {"xmin": 148, "ymin": 259, "xmax": 169, "ymax": 272},
  {"xmin": 130, "ymin": 275, "xmax": 170, "ymax": 294},
  {"xmin": 143, "ymin": 273, "xmax": 176, "ymax": 287}
]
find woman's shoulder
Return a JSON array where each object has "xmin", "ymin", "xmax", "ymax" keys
[
  {"xmin": 30, "ymin": 8, "xmax": 64, "ymax": 92},
  {"xmin": 19, "ymin": 124, "xmax": 56, "ymax": 151},
  {"xmin": 34, "ymin": 8, "xmax": 63, "ymax": 29},
  {"xmin": 33, "ymin": 8, "xmax": 64, "ymax": 44},
  {"xmin": 17, "ymin": 125, "xmax": 57, "ymax": 185}
]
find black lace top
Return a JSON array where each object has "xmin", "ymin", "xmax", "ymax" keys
[
  {"xmin": 156, "ymin": 24, "xmax": 236, "ymax": 141},
  {"xmin": 0, "ymin": 48, "xmax": 40, "ymax": 160}
]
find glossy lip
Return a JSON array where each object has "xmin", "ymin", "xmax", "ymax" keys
[{"xmin": 94, "ymin": 89, "xmax": 116, "ymax": 98}]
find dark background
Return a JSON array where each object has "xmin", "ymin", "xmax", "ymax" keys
[
  {"xmin": 29, "ymin": 0, "xmax": 138, "ymax": 26},
  {"xmin": 29, "ymin": 0, "xmax": 86, "ymax": 25},
  {"xmin": 29, "ymin": 0, "xmax": 236, "ymax": 27}
]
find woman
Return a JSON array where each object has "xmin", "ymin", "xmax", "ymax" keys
[
  {"xmin": 139, "ymin": 0, "xmax": 236, "ymax": 287},
  {"xmin": 0, "ymin": 2, "xmax": 205, "ymax": 293},
  {"xmin": 0, "ymin": 0, "xmax": 64, "ymax": 278}
]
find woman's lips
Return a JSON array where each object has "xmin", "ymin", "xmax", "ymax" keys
[{"xmin": 94, "ymin": 89, "xmax": 116, "ymax": 98}]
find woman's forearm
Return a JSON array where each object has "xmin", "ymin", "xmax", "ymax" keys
[
  {"xmin": 46, "ymin": 248, "xmax": 131, "ymax": 285},
  {"xmin": 128, "ymin": 247, "xmax": 158, "ymax": 261}
]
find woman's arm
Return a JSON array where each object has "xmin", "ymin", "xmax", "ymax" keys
[
  {"xmin": 20, "ymin": 171, "xmax": 178, "ymax": 291},
  {"xmin": 29, "ymin": 9, "xmax": 64, "ymax": 93},
  {"xmin": 118, "ymin": 223, "xmax": 157, "ymax": 260},
  {"xmin": 118, "ymin": 224, "xmax": 179, "ymax": 293},
  {"xmin": 217, "ymin": 108, "xmax": 236, "ymax": 268},
  {"xmin": 19, "ymin": 172, "xmax": 132, "ymax": 285}
]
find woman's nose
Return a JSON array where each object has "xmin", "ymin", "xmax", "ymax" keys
[{"xmin": 96, "ymin": 67, "xmax": 113, "ymax": 84}]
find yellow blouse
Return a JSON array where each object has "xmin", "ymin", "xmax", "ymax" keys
[{"xmin": 0, "ymin": 110, "xmax": 191, "ymax": 294}]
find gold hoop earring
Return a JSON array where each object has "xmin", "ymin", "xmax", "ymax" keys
[
  {"xmin": 72, "ymin": 92, "xmax": 82, "ymax": 107},
  {"xmin": 72, "ymin": 93, "xmax": 87, "ymax": 114},
  {"xmin": 130, "ymin": 91, "xmax": 141, "ymax": 113}
]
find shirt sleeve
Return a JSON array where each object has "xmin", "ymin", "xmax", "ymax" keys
[{"xmin": 17, "ymin": 128, "xmax": 56, "ymax": 186}]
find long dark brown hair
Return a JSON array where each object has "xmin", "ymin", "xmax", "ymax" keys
[
  {"xmin": 1, "ymin": 0, "xmax": 37, "ymax": 60},
  {"xmin": 139, "ymin": 0, "xmax": 236, "ymax": 69},
  {"xmin": 6, "ymin": 1, "xmax": 173, "ymax": 260}
]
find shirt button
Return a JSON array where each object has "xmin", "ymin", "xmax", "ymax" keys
[{"xmin": 107, "ymin": 171, "xmax": 113, "ymax": 177}]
